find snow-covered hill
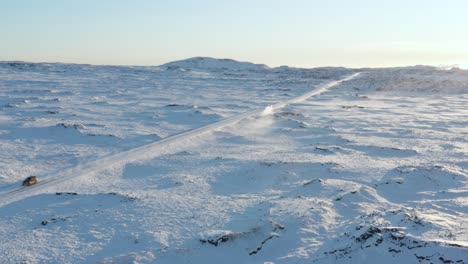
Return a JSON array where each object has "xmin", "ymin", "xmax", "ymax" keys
[
  {"xmin": 0, "ymin": 59, "xmax": 467, "ymax": 263},
  {"xmin": 356, "ymin": 66, "xmax": 468, "ymax": 94},
  {"xmin": 161, "ymin": 57, "xmax": 271, "ymax": 72}
]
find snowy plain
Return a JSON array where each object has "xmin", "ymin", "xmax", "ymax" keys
[{"xmin": 0, "ymin": 57, "xmax": 467, "ymax": 263}]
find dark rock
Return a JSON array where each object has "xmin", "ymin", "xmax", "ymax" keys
[
  {"xmin": 303, "ymin": 178, "xmax": 322, "ymax": 186},
  {"xmin": 439, "ymin": 257, "xmax": 454, "ymax": 263},
  {"xmin": 249, "ymin": 234, "xmax": 278, "ymax": 255},
  {"xmin": 355, "ymin": 226, "xmax": 381, "ymax": 242},
  {"xmin": 414, "ymin": 254, "xmax": 430, "ymax": 262},
  {"xmin": 200, "ymin": 232, "xmax": 241, "ymax": 246},
  {"xmin": 56, "ymin": 123, "xmax": 85, "ymax": 130}
]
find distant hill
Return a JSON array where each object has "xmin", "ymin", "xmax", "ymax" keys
[{"xmin": 160, "ymin": 57, "xmax": 271, "ymax": 71}]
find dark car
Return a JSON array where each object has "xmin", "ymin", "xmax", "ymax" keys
[{"xmin": 22, "ymin": 176, "xmax": 38, "ymax": 187}]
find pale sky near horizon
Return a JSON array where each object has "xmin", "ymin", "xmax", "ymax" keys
[{"xmin": 1, "ymin": 0, "xmax": 468, "ymax": 68}]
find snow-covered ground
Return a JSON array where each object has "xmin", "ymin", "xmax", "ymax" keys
[{"xmin": 0, "ymin": 58, "xmax": 467, "ymax": 263}]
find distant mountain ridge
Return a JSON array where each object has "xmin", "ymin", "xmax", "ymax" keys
[{"xmin": 160, "ymin": 57, "xmax": 271, "ymax": 71}]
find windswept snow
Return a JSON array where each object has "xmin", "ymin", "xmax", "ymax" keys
[
  {"xmin": 0, "ymin": 73, "xmax": 359, "ymax": 206},
  {"xmin": 0, "ymin": 59, "xmax": 467, "ymax": 263}
]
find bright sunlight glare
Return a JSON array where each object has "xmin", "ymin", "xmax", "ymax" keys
[{"xmin": 459, "ymin": 63, "xmax": 468, "ymax": 69}]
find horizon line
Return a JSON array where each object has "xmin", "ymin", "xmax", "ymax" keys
[{"xmin": 1, "ymin": 57, "xmax": 467, "ymax": 70}]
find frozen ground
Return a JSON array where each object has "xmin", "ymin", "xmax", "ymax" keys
[{"xmin": 0, "ymin": 58, "xmax": 467, "ymax": 263}]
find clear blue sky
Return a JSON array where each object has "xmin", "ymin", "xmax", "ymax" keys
[{"xmin": 1, "ymin": 0, "xmax": 468, "ymax": 68}]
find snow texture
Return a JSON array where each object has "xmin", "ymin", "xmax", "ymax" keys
[{"xmin": 0, "ymin": 58, "xmax": 467, "ymax": 263}]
